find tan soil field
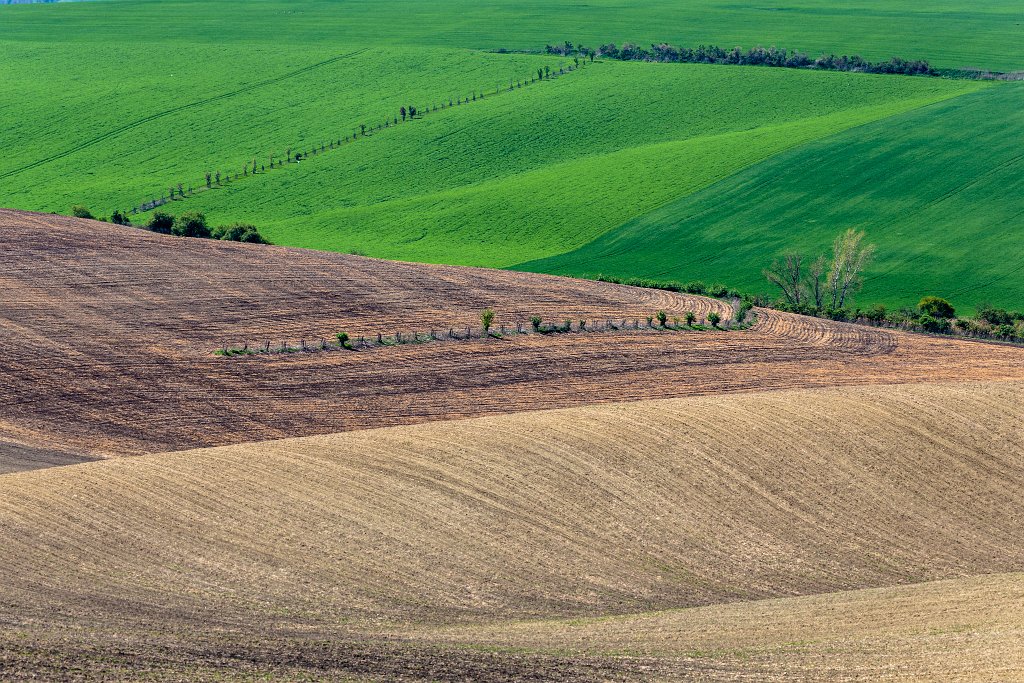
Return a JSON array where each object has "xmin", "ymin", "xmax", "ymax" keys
[
  {"xmin": 2, "ymin": 209, "xmax": 1024, "ymax": 459},
  {"xmin": 2, "ymin": 381, "xmax": 1023, "ymax": 680}
]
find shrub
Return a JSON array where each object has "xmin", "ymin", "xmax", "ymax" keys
[
  {"xmin": 561, "ymin": 319, "xmax": 572, "ymax": 332},
  {"xmin": 918, "ymin": 314, "xmax": 951, "ymax": 333},
  {"xmin": 481, "ymin": 308, "xmax": 495, "ymax": 333},
  {"xmin": 918, "ymin": 296, "xmax": 955, "ymax": 319},
  {"xmin": 707, "ymin": 311, "xmax": 721, "ymax": 327},
  {"xmin": 173, "ymin": 211, "xmax": 211, "ymax": 238},
  {"xmin": 146, "ymin": 211, "xmax": 175, "ymax": 234},
  {"xmin": 995, "ymin": 323, "xmax": 1017, "ymax": 339},
  {"xmin": 579, "ymin": 319, "xmax": 587, "ymax": 330},
  {"xmin": 977, "ymin": 304, "xmax": 1014, "ymax": 326},
  {"xmin": 656, "ymin": 310, "xmax": 667, "ymax": 327},
  {"xmin": 109, "ymin": 210, "xmax": 131, "ymax": 226},
  {"xmin": 862, "ymin": 304, "xmax": 888, "ymax": 322},
  {"xmin": 735, "ymin": 301, "xmax": 753, "ymax": 323},
  {"xmin": 685, "ymin": 311, "xmax": 696, "ymax": 325},
  {"xmin": 530, "ymin": 315, "xmax": 542, "ymax": 331},
  {"xmin": 336, "ymin": 332, "xmax": 354, "ymax": 349},
  {"xmin": 213, "ymin": 223, "xmax": 270, "ymax": 244},
  {"xmin": 683, "ymin": 281, "xmax": 707, "ymax": 295},
  {"xmin": 71, "ymin": 205, "xmax": 95, "ymax": 219}
]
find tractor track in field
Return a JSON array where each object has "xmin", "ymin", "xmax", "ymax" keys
[{"xmin": 0, "ymin": 49, "xmax": 368, "ymax": 182}]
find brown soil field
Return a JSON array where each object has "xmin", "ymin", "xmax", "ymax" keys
[
  {"xmin": 1, "ymin": 382, "xmax": 1022, "ymax": 680},
  {"xmin": 2, "ymin": 209, "xmax": 1024, "ymax": 460}
]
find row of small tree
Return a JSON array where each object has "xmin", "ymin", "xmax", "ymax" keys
[{"xmin": 548, "ymin": 39, "xmax": 934, "ymax": 76}]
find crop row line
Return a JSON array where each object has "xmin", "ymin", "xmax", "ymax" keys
[
  {"xmin": 215, "ymin": 311, "xmax": 753, "ymax": 357},
  {"xmin": 128, "ymin": 59, "xmax": 587, "ymax": 217}
]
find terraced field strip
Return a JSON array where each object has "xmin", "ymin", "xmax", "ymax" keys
[
  {"xmin": 1, "ymin": 381, "xmax": 1022, "ymax": 679},
  {"xmin": 2, "ymin": 211, "xmax": 1024, "ymax": 458}
]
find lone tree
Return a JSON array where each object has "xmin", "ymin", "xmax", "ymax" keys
[
  {"xmin": 400, "ymin": 106, "xmax": 406, "ymax": 121},
  {"xmin": 205, "ymin": 172, "xmax": 212, "ymax": 188},
  {"xmin": 481, "ymin": 308, "xmax": 495, "ymax": 334}
]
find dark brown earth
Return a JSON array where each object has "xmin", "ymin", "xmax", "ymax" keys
[{"xmin": 2, "ymin": 209, "xmax": 1023, "ymax": 459}]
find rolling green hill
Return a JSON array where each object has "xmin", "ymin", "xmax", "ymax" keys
[
  {"xmin": 522, "ymin": 83, "xmax": 1024, "ymax": 312},
  {"xmin": 118, "ymin": 65, "xmax": 980, "ymax": 267},
  {"xmin": 2, "ymin": 0, "xmax": 1022, "ymax": 309}
]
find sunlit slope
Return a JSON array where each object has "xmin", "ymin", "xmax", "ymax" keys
[
  {"xmin": 423, "ymin": 573, "xmax": 1024, "ymax": 681},
  {"xmin": 4, "ymin": 0, "xmax": 1023, "ymax": 71},
  {"xmin": 126, "ymin": 65, "xmax": 980, "ymax": 266},
  {"xmin": 1, "ymin": 382, "xmax": 1023, "ymax": 679},
  {"xmin": 0, "ymin": 45, "xmax": 548, "ymax": 212},
  {"xmin": 525, "ymin": 83, "xmax": 1024, "ymax": 312}
]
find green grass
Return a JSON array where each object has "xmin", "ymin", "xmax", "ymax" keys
[
  {"xmin": 2, "ymin": 0, "xmax": 1022, "ymax": 71},
  {"xmin": 521, "ymin": 83, "xmax": 1024, "ymax": 313},
  {"xmin": 79, "ymin": 63, "xmax": 980, "ymax": 267}
]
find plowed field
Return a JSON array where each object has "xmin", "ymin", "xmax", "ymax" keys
[
  {"xmin": 3, "ymin": 209, "xmax": 1023, "ymax": 458},
  {"xmin": 1, "ymin": 382, "xmax": 1022, "ymax": 680}
]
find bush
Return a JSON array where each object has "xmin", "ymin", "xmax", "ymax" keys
[
  {"xmin": 656, "ymin": 310, "xmax": 667, "ymax": 327},
  {"xmin": 109, "ymin": 210, "xmax": 131, "ymax": 226},
  {"xmin": 213, "ymin": 223, "xmax": 270, "ymax": 244},
  {"xmin": 977, "ymin": 304, "xmax": 1014, "ymax": 326},
  {"xmin": 862, "ymin": 304, "xmax": 888, "ymax": 322},
  {"xmin": 336, "ymin": 332, "xmax": 354, "ymax": 349},
  {"xmin": 685, "ymin": 311, "xmax": 696, "ymax": 325},
  {"xmin": 707, "ymin": 311, "xmax": 721, "ymax": 327},
  {"xmin": 530, "ymin": 315, "xmax": 542, "ymax": 331},
  {"xmin": 71, "ymin": 205, "xmax": 95, "ymax": 219},
  {"xmin": 173, "ymin": 211, "xmax": 211, "ymax": 238},
  {"xmin": 918, "ymin": 314, "xmax": 951, "ymax": 333},
  {"xmin": 481, "ymin": 308, "xmax": 495, "ymax": 333},
  {"xmin": 146, "ymin": 211, "xmax": 175, "ymax": 234},
  {"xmin": 918, "ymin": 296, "xmax": 955, "ymax": 319}
]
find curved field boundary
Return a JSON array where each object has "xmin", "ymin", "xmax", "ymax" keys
[
  {"xmin": 2, "ymin": 210, "xmax": 1023, "ymax": 458},
  {"xmin": 0, "ymin": 49, "xmax": 369, "ymax": 183}
]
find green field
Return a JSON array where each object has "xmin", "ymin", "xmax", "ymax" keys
[
  {"xmin": 2, "ymin": 0, "xmax": 1023, "ymax": 309},
  {"xmin": 91, "ymin": 63, "xmax": 979, "ymax": 266},
  {"xmin": 3, "ymin": 0, "xmax": 1022, "ymax": 71},
  {"xmin": 523, "ymin": 83, "xmax": 1024, "ymax": 312}
]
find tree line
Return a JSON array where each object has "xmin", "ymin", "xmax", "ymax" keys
[
  {"xmin": 547, "ymin": 39, "xmax": 935, "ymax": 76},
  {"xmin": 72, "ymin": 205, "xmax": 269, "ymax": 244},
  {"xmin": 763, "ymin": 229, "xmax": 1023, "ymax": 342},
  {"xmin": 116, "ymin": 62, "xmax": 578, "ymax": 222}
]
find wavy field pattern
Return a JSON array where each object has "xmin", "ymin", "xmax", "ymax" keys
[{"xmin": 1, "ymin": 381, "xmax": 1023, "ymax": 679}]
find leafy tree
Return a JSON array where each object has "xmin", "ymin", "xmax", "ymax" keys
[
  {"xmin": 685, "ymin": 311, "xmax": 696, "ymax": 325},
  {"xmin": 109, "ymin": 210, "xmax": 131, "ymax": 226},
  {"xmin": 400, "ymin": 106, "xmax": 406, "ymax": 121},
  {"xmin": 544, "ymin": 65, "xmax": 550, "ymax": 78},
  {"xmin": 918, "ymin": 296, "xmax": 955, "ymax": 319},
  {"xmin": 146, "ymin": 210, "xmax": 174, "ymax": 234},
  {"xmin": 707, "ymin": 311, "xmax": 722, "ymax": 327},
  {"xmin": 205, "ymin": 172, "xmax": 212, "ymax": 188},
  {"xmin": 360, "ymin": 124, "xmax": 366, "ymax": 135},
  {"xmin": 531, "ymin": 315, "xmax": 542, "ymax": 331},
  {"xmin": 215, "ymin": 171, "xmax": 221, "ymax": 185},
  {"xmin": 71, "ymin": 205, "xmax": 95, "ymax": 219},
  {"xmin": 173, "ymin": 211, "xmax": 211, "ymax": 238},
  {"xmin": 656, "ymin": 310, "xmax": 668, "ymax": 327}
]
